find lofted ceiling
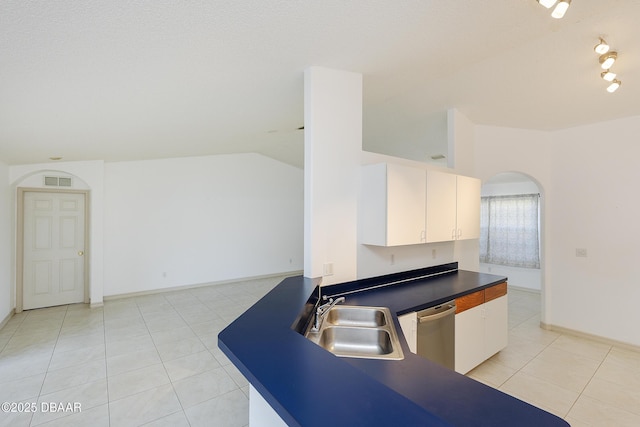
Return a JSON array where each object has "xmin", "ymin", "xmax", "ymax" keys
[{"xmin": 1, "ymin": 0, "xmax": 639, "ymax": 168}]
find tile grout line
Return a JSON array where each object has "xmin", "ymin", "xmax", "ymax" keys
[
  {"xmin": 34, "ymin": 306, "xmax": 68, "ymax": 424},
  {"xmin": 502, "ymin": 292, "xmax": 617, "ymax": 421},
  {"xmin": 137, "ymin": 294, "xmax": 192, "ymax": 427},
  {"xmin": 99, "ymin": 302, "xmax": 111, "ymax": 427},
  {"xmin": 497, "ymin": 311, "xmax": 561, "ymax": 390},
  {"xmin": 156, "ymin": 296, "xmax": 191, "ymax": 426},
  {"xmin": 563, "ymin": 345, "xmax": 620, "ymax": 421}
]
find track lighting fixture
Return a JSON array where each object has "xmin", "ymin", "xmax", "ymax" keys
[
  {"xmin": 594, "ymin": 38, "xmax": 610, "ymax": 55},
  {"xmin": 594, "ymin": 38, "xmax": 622, "ymax": 93},
  {"xmin": 551, "ymin": 0, "xmax": 571, "ymax": 19},
  {"xmin": 599, "ymin": 52, "xmax": 617, "ymax": 70}
]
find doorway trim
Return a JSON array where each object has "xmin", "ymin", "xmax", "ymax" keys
[{"xmin": 16, "ymin": 187, "xmax": 91, "ymax": 313}]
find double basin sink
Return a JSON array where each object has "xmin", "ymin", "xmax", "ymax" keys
[{"xmin": 304, "ymin": 305, "xmax": 404, "ymax": 360}]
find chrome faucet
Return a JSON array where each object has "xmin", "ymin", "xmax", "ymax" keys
[{"xmin": 311, "ymin": 296, "xmax": 345, "ymax": 332}]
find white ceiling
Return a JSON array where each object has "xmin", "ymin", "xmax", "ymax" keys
[{"xmin": 1, "ymin": 0, "xmax": 639, "ymax": 168}]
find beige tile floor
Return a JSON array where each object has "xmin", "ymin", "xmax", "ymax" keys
[
  {"xmin": 1, "ymin": 279, "xmax": 639, "ymax": 426},
  {"xmin": 468, "ymin": 288, "xmax": 640, "ymax": 426},
  {"xmin": 0, "ymin": 275, "xmax": 287, "ymax": 427}
]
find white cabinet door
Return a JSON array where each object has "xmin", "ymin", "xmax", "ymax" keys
[
  {"xmin": 398, "ymin": 312, "xmax": 417, "ymax": 354},
  {"xmin": 426, "ymin": 171, "xmax": 480, "ymax": 242},
  {"xmin": 454, "ymin": 305, "xmax": 485, "ymax": 374},
  {"xmin": 361, "ymin": 163, "xmax": 426, "ymax": 246},
  {"xmin": 483, "ymin": 295, "xmax": 508, "ymax": 360},
  {"xmin": 455, "ymin": 293, "xmax": 508, "ymax": 374},
  {"xmin": 456, "ymin": 175, "xmax": 481, "ymax": 240},
  {"xmin": 425, "ymin": 170, "xmax": 457, "ymax": 243},
  {"xmin": 362, "ymin": 163, "xmax": 479, "ymax": 245}
]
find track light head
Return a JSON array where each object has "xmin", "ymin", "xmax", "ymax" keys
[
  {"xmin": 601, "ymin": 70, "xmax": 617, "ymax": 82},
  {"xmin": 537, "ymin": 0, "xmax": 557, "ymax": 8},
  {"xmin": 606, "ymin": 79, "xmax": 621, "ymax": 93},
  {"xmin": 594, "ymin": 38, "xmax": 610, "ymax": 55},
  {"xmin": 599, "ymin": 52, "xmax": 618, "ymax": 70},
  {"xmin": 551, "ymin": 0, "xmax": 571, "ymax": 19}
]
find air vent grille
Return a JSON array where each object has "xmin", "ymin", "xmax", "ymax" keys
[
  {"xmin": 58, "ymin": 177, "xmax": 72, "ymax": 187},
  {"xmin": 44, "ymin": 176, "xmax": 72, "ymax": 187},
  {"xmin": 44, "ymin": 176, "xmax": 58, "ymax": 186}
]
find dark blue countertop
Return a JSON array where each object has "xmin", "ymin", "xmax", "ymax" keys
[{"xmin": 218, "ymin": 265, "xmax": 570, "ymax": 427}]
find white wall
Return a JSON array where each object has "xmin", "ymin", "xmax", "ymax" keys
[
  {"xmin": 547, "ymin": 116, "xmax": 640, "ymax": 345},
  {"xmin": 475, "ymin": 117, "xmax": 640, "ymax": 346},
  {"xmin": 104, "ymin": 153, "xmax": 303, "ymax": 297},
  {"xmin": 479, "ymin": 179, "xmax": 542, "ymax": 291},
  {"xmin": 481, "ymin": 180, "xmax": 540, "ymax": 197},
  {"xmin": 479, "ymin": 264, "xmax": 541, "ymax": 291},
  {"xmin": 0, "ymin": 160, "xmax": 11, "ymax": 323}
]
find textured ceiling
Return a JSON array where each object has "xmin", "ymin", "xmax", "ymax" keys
[{"xmin": 1, "ymin": 0, "xmax": 639, "ymax": 167}]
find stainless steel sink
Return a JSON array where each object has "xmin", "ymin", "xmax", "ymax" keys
[
  {"xmin": 304, "ymin": 305, "xmax": 404, "ymax": 360},
  {"xmin": 325, "ymin": 306, "xmax": 388, "ymax": 327}
]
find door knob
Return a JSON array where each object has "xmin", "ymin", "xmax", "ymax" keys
[{"xmin": 78, "ymin": 251, "xmax": 84, "ymax": 256}]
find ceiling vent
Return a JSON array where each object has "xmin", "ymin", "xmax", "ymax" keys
[{"xmin": 44, "ymin": 176, "xmax": 72, "ymax": 187}]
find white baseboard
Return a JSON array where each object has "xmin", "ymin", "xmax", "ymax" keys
[
  {"xmin": 0, "ymin": 309, "xmax": 16, "ymax": 331},
  {"xmin": 540, "ymin": 321, "xmax": 640, "ymax": 353},
  {"xmin": 507, "ymin": 284, "xmax": 541, "ymax": 294},
  {"xmin": 103, "ymin": 270, "xmax": 303, "ymax": 301}
]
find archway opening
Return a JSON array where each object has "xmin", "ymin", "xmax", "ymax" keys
[{"xmin": 479, "ymin": 172, "xmax": 544, "ymax": 327}]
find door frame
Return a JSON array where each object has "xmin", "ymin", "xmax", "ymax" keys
[{"xmin": 16, "ymin": 188, "xmax": 91, "ymax": 313}]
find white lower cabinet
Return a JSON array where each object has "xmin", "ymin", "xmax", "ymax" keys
[{"xmin": 454, "ymin": 294, "xmax": 508, "ymax": 374}]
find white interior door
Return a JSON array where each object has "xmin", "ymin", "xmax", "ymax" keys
[{"xmin": 23, "ymin": 191, "xmax": 86, "ymax": 310}]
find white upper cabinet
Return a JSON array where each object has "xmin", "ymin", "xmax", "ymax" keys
[
  {"xmin": 425, "ymin": 170, "xmax": 480, "ymax": 243},
  {"xmin": 361, "ymin": 163, "xmax": 480, "ymax": 246},
  {"xmin": 361, "ymin": 163, "xmax": 426, "ymax": 246}
]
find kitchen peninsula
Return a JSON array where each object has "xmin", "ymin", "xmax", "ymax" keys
[{"xmin": 218, "ymin": 263, "xmax": 569, "ymax": 426}]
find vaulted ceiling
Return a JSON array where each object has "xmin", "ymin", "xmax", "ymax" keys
[{"xmin": 1, "ymin": 0, "xmax": 638, "ymax": 168}]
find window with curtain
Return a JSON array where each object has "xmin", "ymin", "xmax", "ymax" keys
[{"xmin": 479, "ymin": 194, "xmax": 540, "ymax": 269}]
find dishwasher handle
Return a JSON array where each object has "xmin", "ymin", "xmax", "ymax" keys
[{"xmin": 417, "ymin": 303, "xmax": 456, "ymax": 323}]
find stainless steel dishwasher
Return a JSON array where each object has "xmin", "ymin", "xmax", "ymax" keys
[{"xmin": 416, "ymin": 300, "xmax": 456, "ymax": 369}]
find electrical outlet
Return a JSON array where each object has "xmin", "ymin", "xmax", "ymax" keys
[
  {"xmin": 323, "ymin": 263, "xmax": 334, "ymax": 276},
  {"xmin": 575, "ymin": 248, "xmax": 587, "ymax": 257},
  {"xmin": 432, "ymin": 249, "xmax": 437, "ymax": 259},
  {"xmin": 390, "ymin": 254, "xmax": 395, "ymax": 265}
]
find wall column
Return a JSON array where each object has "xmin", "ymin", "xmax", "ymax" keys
[{"xmin": 303, "ymin": 67, "xmax": 362, "ymax": 285}]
